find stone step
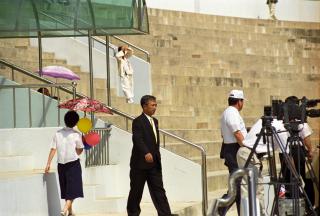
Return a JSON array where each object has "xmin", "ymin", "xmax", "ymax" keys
[
  {"xmin": 150, "ymin": 52, "xmax": 320, "ymax": 68},
  {"xmin": 73, "ymin": 194, "xmax": 127, "ymax": 214},
  {"xmin": 147, "ymin": 9, "xmax": 320, "ymax": 33},
  {"xmin": 192, "ymin": 155, "xmax": 225, "ymax": 172},
  {"xmin": 99, "ymin": 115, "xmax": 215, "ymax": 130},
  {"xmin": 0, "ymin": 46, "xmax": 56, "ymax": 60},
  {"xmin": 207, "ymin": 170, "xmax": 229, "ymax": 191},
  {"xmin": 164, "ymin": 141, "xmax": 221, "ymax": 158},
  {"xmin": 76, "ymin": 201, "xmax": 198, "ymax": 216},
  {"xmin": 0, "ymin": 38, "xmax": 30, "ymax": 48},
  {"xmin": 164, "ymin": 129, "xmax": 220, "ymax": 142},
  {"xmin": 109, "ymin": 102, "xmax": 195, "ymax": 117},
  {"xmin": 125, "ymin": 32, "xmax": 320, "ymax": 56}
]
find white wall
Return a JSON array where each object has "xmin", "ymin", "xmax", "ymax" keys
[
  {"xmin": 146, "ymin": 0, "xmax": 320, "ymax": 22},
  {"xmin": 108, "ymin": 125, "xmax": 202, "ymax": 202}
]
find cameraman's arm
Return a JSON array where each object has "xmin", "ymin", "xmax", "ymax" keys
[
  {"xmin": 234, "ymin": 130, "xmax": 245, "ymax": 147},
  {"xmin": 303, "ymin": 135, "xmax": 313, "ymax": 160},
  {"xmin": 300, "ymin": 123, "xmax": 313, "ymax": 160}
]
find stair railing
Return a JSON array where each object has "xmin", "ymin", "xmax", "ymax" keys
[
  {"xmin": 103, "ymin": 109, "xmax": 208, "ymax": 216},
  {"xmin": 37, "ymin": 11, "xmax": 150, "ymax": 62},
  {"xmin": 0, "ymin": 58, "xmax": 208, "ymax": 216},
  {"xmin": 0, "ymin": 83, "xmax": 74, "ymax": 128}
]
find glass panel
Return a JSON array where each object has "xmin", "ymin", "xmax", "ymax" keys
[{"xmin": 0, "ymin": 0, "xmax": 149, "ymax": 38}]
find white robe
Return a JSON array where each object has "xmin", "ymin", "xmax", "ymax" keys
[{"xmin": 116, "ymin": 51, "xmax": 134, "ymax": 100}]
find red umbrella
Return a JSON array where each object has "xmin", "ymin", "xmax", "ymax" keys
[{"xmin": 58, "ymin": 97, "xmax": 113, "ymax": 114}]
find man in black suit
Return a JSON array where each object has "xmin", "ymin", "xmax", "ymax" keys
[{"xmin": 127, "ymin": 95, "xmax": 173, "ymax": 216}]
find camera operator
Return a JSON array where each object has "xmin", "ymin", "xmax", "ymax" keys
[
  {"xmin": 236, "ymin": 96, "xmax": 315, "ymax": 215},
  {"xmin": 236, "ymin": 117, "xmax": 287, "ymax": 216},
  {"xmin": 219, "ymin": 89, "xmax": 247, "ymax": 216},
  {"xmin": 279, "ymin": 96, "xmax": 314, "ymax": 205}
]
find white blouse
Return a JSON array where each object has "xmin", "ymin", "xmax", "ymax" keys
[{"xmin": 51, "ymin": 127, "xmax": 84, "ymax": 164}]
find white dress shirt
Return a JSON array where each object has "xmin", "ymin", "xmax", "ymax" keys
[
  {"xmin": 221, "ymin": 106, "xmax": 247, "ymax": 144},
  {"xmin": 144, "ymin": 113, "xmax": 157, "ymax": 142},
  {"xmin": 51, "ymin": 127, "xmax": 84, "ymax": 164}
]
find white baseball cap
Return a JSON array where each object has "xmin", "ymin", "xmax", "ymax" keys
[{"xmin": 228, "ymin": 90, "xmax": 246, "ymax": 100}]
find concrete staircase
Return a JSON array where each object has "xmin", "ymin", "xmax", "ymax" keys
[
  {"xmin": 0, "ymin": 8, "xmax": 320, "ymax": 215},
  {"xmin": 113, "ymin": 8, "xmax": 320, "ymax": 196}
]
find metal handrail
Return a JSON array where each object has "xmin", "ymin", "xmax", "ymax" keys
[
  {"xmin": 160, "ymin": 129, "xmax": 208, "ymax": 215},
  {"xmin": 86, "ymin": 127, "xmax": 112, "ymax": 167},
  {"xmin": 111, "ymin": 35, "xmax": 150, "ymax": 62},
  {"xmin": 0, "ymin": 59, "xmax": 77, "ymax": 97},
  {"xmin": 38, "ymin": 11, "xmax": 150, "ymax": 62},
  {"xmin": 0, "ymin": 59, "xmax": 207, "ymax": 215}
]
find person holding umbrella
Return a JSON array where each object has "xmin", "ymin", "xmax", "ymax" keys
[
  {"xmin": 116, "ymin": 45, "xmax": 135, "ymax": 103},
  {"xmin": 45, "ymin": 111, "xmax": 84, "ymax": 216}
]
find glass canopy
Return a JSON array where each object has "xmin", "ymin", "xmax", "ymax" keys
[{"xmin": 0, "ymin": 0, "xmax": 149, "ymax": 38}]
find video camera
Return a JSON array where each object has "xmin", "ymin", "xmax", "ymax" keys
[{"xmin": 272, "ymin": 97, "xmax": 320, "ymax": 124}]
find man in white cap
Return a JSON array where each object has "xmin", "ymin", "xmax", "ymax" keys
[{"xmin": 218, "ymin": 89, "xmax": 247, "ymax": 216}]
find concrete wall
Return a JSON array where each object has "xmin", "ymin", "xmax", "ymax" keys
[
  {"xmin": 0, "ymin": 126, "xmax": 202, "ymax": 215},
  {"xmin": 146, "ymin": 0, "xmax": 320, "ymax": 22},
  {"xmin": 0, "ymin": 172, "xmax": 61, "ymax": 216},
  {"xmin": 0, "ymin": 76, "xmax": 67, "ymax": 128},
  {"xmin": 108, "ymin": 125, "xmax": 202, "ymax": 202}
]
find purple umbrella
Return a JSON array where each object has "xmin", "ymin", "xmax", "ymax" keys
[{"xmin": 39, "ymin": 66, "xmax": 80, "ymax": 80}]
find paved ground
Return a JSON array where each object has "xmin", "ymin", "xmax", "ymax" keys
[{"xmin": 76, "ymin": 190, "xmax": 238, "ymax": 216}]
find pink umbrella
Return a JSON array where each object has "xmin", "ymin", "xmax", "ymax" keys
[
  {"xmin": 39, "ymin": 66, "xmax": 80, "ymax": 80},
  {"xmin": 58, "ymin": 97, "xmax": 113, "ymax": 114}
]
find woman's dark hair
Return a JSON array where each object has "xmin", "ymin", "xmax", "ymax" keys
[
  {"xmin": 228, "ymin": 97, "xmax": 242, "ymax": 106},
  {"xmin": 37, "ymin": 87, "xmax": 50, "ymax": 96},
  {"xmin": 64, "ymin": 111, "xmax": 79, "ymax": 128},
  {"xmin": 140, "ymin": 95, "xmax": 156, "ymax": 107}
]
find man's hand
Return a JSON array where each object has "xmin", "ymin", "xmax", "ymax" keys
[
  {"xmin": 145, "ymin": 153, "xmax": 154, "ymax": 163},
  {"xmin": 44, "ymin": 164, "xmax": 50, "ymax": 173}
]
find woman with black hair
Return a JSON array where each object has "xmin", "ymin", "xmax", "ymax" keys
[{"xmin": 45, "ymin": 111, "xmax": 84, "ymax": 216}]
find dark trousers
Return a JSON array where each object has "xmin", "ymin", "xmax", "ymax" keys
[
  {"xmin": 219, "ymin": 143, "xmax": 241, "ymax": 216},
  {"xmin": 279, "ymin": 146, "xmax": 314, "ymax": 205},
  {"xmin": 127, "ymin": 167, "xmax": 172, "ymax": 216}
]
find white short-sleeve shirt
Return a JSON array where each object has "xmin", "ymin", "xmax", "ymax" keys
[
  {"xmin": 243, "ymin": 119, "xmax": 312, "ymax": 153},
  {"xmin": 243, "ymin": 119, "xmax": 286, "ymax": 153},
  {"xmin": 51, "ymin": 127, "xmax": 84, "ymax": 164},
  {"xmin": 221, "ymin": 106, "xmax": 247, "ymax": 144}
]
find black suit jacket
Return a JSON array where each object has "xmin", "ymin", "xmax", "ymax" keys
[{"xmin": 130, "ymin": 113, "xmax": 161, "ymax": 169}]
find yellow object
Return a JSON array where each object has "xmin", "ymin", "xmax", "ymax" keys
[{"xmin": 77, "ymin": 118, "xmax": 92, "ymax": 133}]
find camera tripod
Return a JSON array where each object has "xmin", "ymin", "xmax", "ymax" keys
[{"xmin": 243, "ymin": 115, "xmax": 319, "ymax": 216}]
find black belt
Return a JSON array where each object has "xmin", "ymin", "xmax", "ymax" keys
[{"xmin": 256, "ymin": 152, "xmax": 267, "ymax": 159}]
